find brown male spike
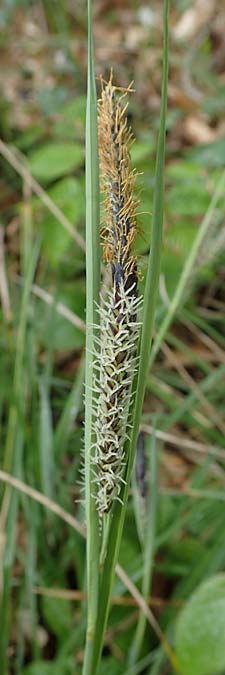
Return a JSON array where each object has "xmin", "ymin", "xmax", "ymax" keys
[{"xmin": 98, "ymin": 74, "xmax": 139, "ymax": 295}]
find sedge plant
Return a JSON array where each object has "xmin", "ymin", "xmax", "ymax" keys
[{"xmin": 83, "ymin": 1, "xmax": 169, "ymax": 674}]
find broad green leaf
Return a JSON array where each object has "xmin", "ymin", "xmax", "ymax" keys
[
  {"xmin": 37, "ymin": 177, "xmax": 84, "ymax": 264},
  {"xmin": 22, "ymin": 665, "xmax": 56, "ymax": 675},
  {"xmin": 22, "ymin": 661, "xmax": 71, "ymax": 675},
  {"xmin": 118, "ymin": 528, "xmax": 141, "ymax": 575},
  {"xmin": 189, "ymin": 136, "xmax": 225, "ymax": 167},
  {"xmin": 175, "ymin": 574, "xmax": 225, "ymax": 675},
  {"xmin": 16, "ymin": 123, "xmax": 44, "ymax": 150},
  {"xmin": 166, "ymin": 538, "xmax": 206, "ymax": 567},
  {"xmin": 167, "ymin": 184, "xmax": 210, "ymax": 217},
  {"xmin": 54, "ymin": 96, "xmax": 86, "ymax": 140},
  {"xmin": 130, "ymin": 137, "xmax": 155, "ymax": 166},
  {"xmin": 98, "ymin": 657, "xmax": 124, "ymax": 675},
  {"xmin": 203, "ymin": 90, "xmax": 225, "ymax": 117},
  {"xmin": 37, "ymin": 86, "xmax": 68, "ymax": 115},
  {"xmin": 28, "ymin": 143, "xmax": 84, "ymax": 181},
  {"xmin": 167, "ymin": 160, "xmax": 205, "ymax": 181},
  {"xmin": 161, "ymin": 247, "xmax": 184, "ymax": 296},
  {"xmin": 34, "ymin": 280, "xmax": 85, "ymax": 350},
  {"xmin": 47, "ymin": 176, "xmax": 85, "ymax": 218},
  {"xmin": 41, "ymin": 595, "xmax": 73, "ymax": 640},
  {"xmin": 166, "ymin": 223, "xmax": 198, "ymax": 252}
]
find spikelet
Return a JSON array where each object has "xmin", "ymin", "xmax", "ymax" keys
[{"xmin": 92, "ymin": 75, "xmax": 142, "ymax": 517}]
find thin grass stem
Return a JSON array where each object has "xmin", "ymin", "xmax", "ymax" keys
[
  {"xmin": 149, "ymin": 167, "xmax": 225, "ymax": 367},
  {"xmin": 129, "ymin": 432, "xmax": 158, "ymax": 665},
  {"xmin": 83, "ymin": 0, "xmax": 101, "ymax": 672}
]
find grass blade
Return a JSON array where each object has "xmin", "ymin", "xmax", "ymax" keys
[
  {"xmin": 83, "ymin": 0, "xmax": 101, "ymax": 672},
  {"xmin": 38, "ymin": 378, "xmax": 54, "ymax": 499},
  {"xmin": 129, "ymin": 432, "xmax": 158, "ymax": 665},
  {"xmin": 149, "ymin": 166, "xmax": 225, "ymax": 368},
  {"xmin": 53, "ymin": 357, "xmax": 84, "ymax": 458},
  {"xmin": 0, "ymin": 237, "xmax": 41, "ymax": 673}
]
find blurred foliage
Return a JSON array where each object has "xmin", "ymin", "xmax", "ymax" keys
[
  {"xmin": 0, "ymin": 0, "xmax": 225, "ymax": 674},
  {"xmin": 175, "ymin": 575, "xmax": 225, "ymax": 675}
]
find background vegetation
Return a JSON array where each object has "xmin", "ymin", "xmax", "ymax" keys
[{"xmin": 0, "ymin": 1, "xmax": 225, "ymax": 673}]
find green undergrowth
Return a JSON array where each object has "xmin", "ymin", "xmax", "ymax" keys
[{"xmin": 0, "ymin": 1, "xmax": 225, "ymax": 674}]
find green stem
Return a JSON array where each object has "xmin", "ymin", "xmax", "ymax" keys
[
  {"xmin": 129, "ymin": 433, "xmax": 158, "ymax": 665},
  {"xmin": 100, "ymin": 513, "xmax": 111, "ymax": 567},
  {"xmin": 83, "ymin": 0, "xmax": 101, "ymax": 672}
]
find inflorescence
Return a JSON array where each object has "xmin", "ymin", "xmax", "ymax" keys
[{"xmin": 92, "ymin": 75, "xmax": 142, "ymax": 517}]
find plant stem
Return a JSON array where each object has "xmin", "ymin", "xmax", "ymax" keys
[
  {"xmin": 129, "ymin": 433, "xmax": 158, "ymax": 665},
  {"xmin": 83, "ymin": 0, "xmax": 101, "ymax": 672}
]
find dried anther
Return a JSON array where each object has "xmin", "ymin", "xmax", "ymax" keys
[{"xmin": 98, "ymin": 74, "xmax": 139, "ymax": 295}]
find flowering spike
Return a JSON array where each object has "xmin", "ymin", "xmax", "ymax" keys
[
  {"xmin": 98, "ymin": 76, "xmax": 139, "ymax": 295},
  {"xmin": 92, "ymin": 75, "xmax": 142, "ymax": 517}
]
